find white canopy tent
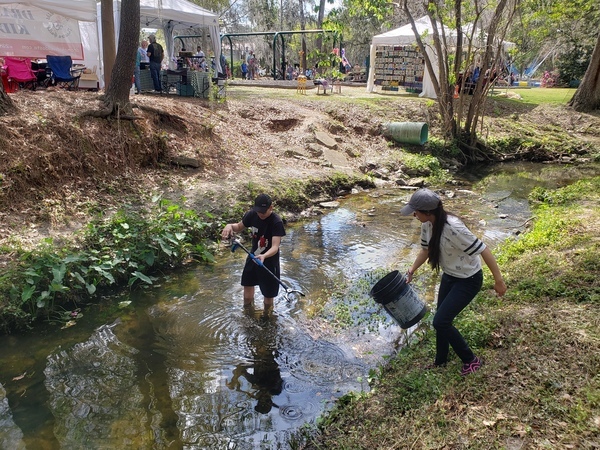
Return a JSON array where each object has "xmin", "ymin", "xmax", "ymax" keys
[
  {"xmin": 367, "ymin": 16, "xmax": 515, "ymax": 99},
  {"xmin": 1, "ymin": 0, "xmax": 221, "ymax": 89},
  {"xmin": 1, "ymin": 0, "xmax": 97, "ymax": 63},
  {"xmin": 99, "ymin": 0, "xmax": 222, "ymax": 87},
  {"xmin": 367, "ymin": 16, "xmax": 445, "ymax": 99},
  {"xmin": 136, "ymin": 0, "xmax": 221, "ymax": 72}
]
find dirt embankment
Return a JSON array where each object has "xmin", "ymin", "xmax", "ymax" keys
[{"xmin": 1, "ymin": 85, "xmax": 599, "ymax": 253}]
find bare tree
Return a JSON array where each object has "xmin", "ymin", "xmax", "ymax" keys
[
  {"xmin": 569, "ymin": 31, "xmax": 600, "ymax": 112},
  {"xmin": 401, "ymin": 0, "xmax": 518, "ymax": 162},
  {"xmin": 400, "ymin": 3, "xmax": 456, "ymax": 140}
]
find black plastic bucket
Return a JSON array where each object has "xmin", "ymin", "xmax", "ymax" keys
[{"xmin": 370, "ymin": 270, "xmax": 428, "ymax": 329}]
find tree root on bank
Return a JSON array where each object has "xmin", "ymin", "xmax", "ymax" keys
[
  {"xmin": 458, "ymin": 140, "xmax": 500, "ymax": 163},
  {"xmin": 0, "ymin": 91, "xmax": 17, "ymax": 116},
  {"xmin": 135, "ymin": 104, "xmax": 164, "ymax": 115},
  {"xmin": 135, "ymin": 104, "xmax": 189, "ymax": 131},
  {"xmin": 80, "ymin": 101, "xmax": 138, "ymax": 120}
]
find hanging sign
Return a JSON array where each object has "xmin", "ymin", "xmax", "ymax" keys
[{"xmin": 0, "ymin": 4, "xmax": 83, "ymax": 59}]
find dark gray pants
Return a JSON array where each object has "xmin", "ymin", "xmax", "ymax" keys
[
  {"xmin": 433, "ymin": 270, "xmax": 483, "ymax": 365},
  {"xmin": 149, "ymin": 61, "xmax": 161, "ymax": 91}
]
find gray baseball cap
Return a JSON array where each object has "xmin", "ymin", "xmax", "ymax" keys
[{"xmin": 400, "ymin": 189, "xmax": 441, "ymax": 215}]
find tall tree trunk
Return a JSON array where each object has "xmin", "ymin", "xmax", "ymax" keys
[
  {"xmin": 0, "ymin": 84, "xmax": 16, "ymax": 116},
  {"xmin": 316, "ymin": 0, "xmax": 326, "ymax": 52},
  {"xmin": 569, "ymin": 31, "xmax": 600, "ymax": 112},
  {"xmin": 86, "ymin": 0, "xmax": 139, "ymax": 118},
  {"xmin": 105, "ymin": 0, "xmax": 139, "ymax": 116},
  {"xmin": 299, "ymin": 0, "xmax": 307, "ymax": 72},
  {"xmin": 101, "ymin": 0, "xmax": 116, "ymax": 89}
]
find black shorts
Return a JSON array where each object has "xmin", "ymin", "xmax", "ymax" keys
[{"xmin": 241, "ymin": 258, "xmax": 280, "ymax": 298}]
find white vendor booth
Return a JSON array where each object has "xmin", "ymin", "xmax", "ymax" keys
[
  {"xmin": 0, "ymin": 0, "xmax": 221, "ymax": 89},
  {"xmin": 367, "ymin": 16, "xmax": 443, "ymax": 99},
  {"xmin": 367, "ymin": 16, "xmax": 514, "ymax": 99}
]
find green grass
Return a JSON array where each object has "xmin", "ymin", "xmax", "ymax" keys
[{"xmin": 493, "ymin": 87, "xmax": 577, "ymax": 105}]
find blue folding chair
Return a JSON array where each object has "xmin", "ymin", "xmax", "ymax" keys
[{"xmin": 46, "ymin": 55, "xmax": 83, "ymax": 90}]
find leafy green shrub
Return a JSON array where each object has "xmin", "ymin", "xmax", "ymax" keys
[{"xmin": 2, "ymin": 197, "xmax": 216, "ymax": 330}]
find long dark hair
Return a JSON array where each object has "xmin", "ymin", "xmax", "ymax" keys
[{"xmin": 420, "ymin": 202, "xmax": 448, "ymax": 272}]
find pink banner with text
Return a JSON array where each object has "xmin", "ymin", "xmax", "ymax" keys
[{"xmin": 0, "ymin": 4, "xmax": 83, "ymax": 59}]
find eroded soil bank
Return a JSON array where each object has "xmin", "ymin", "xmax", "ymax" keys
[{"xmin": 2, "ymin": 86, "xmax": 599, "ymax": 243}]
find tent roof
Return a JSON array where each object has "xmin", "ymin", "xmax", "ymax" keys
[
  {"xmin": 0, "ymin": 0, "xmax": 96, "ymax": 22},
  {"xmin": 373, "ymin": 16, "xmax": 514, "ymax": 51},
  {"xmin": 140, "ymin": 0, "xmax": 219, "ymax": 29},
  {"xmin": 1, "ymin": 0, "xmax": 219, "ymax": 25},
  {"xmin": 371, "ymin": 16, "xmax": 443, "ymax": 46}
]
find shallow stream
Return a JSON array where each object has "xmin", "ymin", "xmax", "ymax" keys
[{"xmin": 1, "ymin": 162, "xmax": 597, "ymax": 449}]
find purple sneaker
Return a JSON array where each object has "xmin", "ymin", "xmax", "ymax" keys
[{"xmin": 461, "ymin": 356, "xmax": 482, "ymax": 376}]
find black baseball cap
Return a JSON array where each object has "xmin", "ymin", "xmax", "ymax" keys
[{"xmin": 252, "ymin": 194, "xmax": 272, "ymax": 213}]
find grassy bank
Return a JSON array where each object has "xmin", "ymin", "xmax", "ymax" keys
[{"xmin": 302, "ymin": 177, "xmax": 600, "ymax": 449}]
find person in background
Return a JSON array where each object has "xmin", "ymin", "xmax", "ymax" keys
[
  {"xmin": 401, "ymin": 189, "xmax": 507, "ymax": 376},
  {"xmin": 146, "ymin": 34, "xmax": 164, "ymax": 93},
  {"xmin": 195, "ymin": 45, "xmax": 205, "ymax": 65},
  {"xmin": 221, "ymin": 194, "xmax": 286, "ymax": 314},
  {"xmin": 139, "ymin": 39, "xmax": 149, "ymax": 63},
  {"xmin": 248, "ymin": 53, "xmax": 257, "ymax": 80},
  {"xmin": 133, "ymin": 40, "xmax": 148, "ymax": 94},
  {"xmin": 241, "ymin": 59, "xmax": 248, "ymax": 80},
  {"xmin": 219, "ymin": 53, "xmax": 228, "ymax": 78}
]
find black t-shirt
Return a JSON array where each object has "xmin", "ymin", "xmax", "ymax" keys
[
  {"xmin": 147, "ymin": 43, "xmax": 163, "ymax": 63},
  {"xmin": 241, "ymin": 210, "xmax": 286, "ymax": 264}
]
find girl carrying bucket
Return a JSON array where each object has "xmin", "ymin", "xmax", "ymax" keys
[{"xmin": 400, "ymin": 189, "xmax": 507, "ymax": 376}]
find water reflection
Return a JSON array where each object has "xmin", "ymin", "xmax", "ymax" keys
[
  {"xmin": 141, "ymin": 278, "xmax": 366, "ymax": 448},
  {"xmin": 226, "ymin": 317, "xmax": 283, "ymax": 415},
  {"xmin": 43, "ymin": 321, "xmax": 161, "ymax": 448},
  {"xmin": 0, "ymin": 383, "xmax": 25, "ymax": 450}
]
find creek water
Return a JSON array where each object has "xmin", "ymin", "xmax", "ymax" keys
[{"xmin": 1, "ymin": 162, "xmax": 597, "ymax": 449}]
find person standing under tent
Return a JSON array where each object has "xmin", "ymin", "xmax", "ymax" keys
[
  {"xmin": 146, "ymin": 35, "xmax": 164, "ymax": 93},
  {"xmin": 221, "ymin": 194, "xmax": 286, "ymax": 314},
  {"xmin": 401, "ymin": 189, "xmax": 507, "ymax": 376},
  {"xmin": 133, "ymin": 40, "xmax": 148, "ymax": 94},
  {"xmin": 195, "ymin": 45, "xmax": 206, "ymax": 69}
]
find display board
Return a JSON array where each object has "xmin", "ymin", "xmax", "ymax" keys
[{"xmin": 373, "ymin": 45, "xmax": 424, "ymax": 93}]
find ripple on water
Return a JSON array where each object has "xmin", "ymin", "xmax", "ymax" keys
[
  {"xmin": 279, "ymin": 404, "xmax": 306, "ymax": 421},
  {"xmin": 282, "ymin": 378, "xmax": 312, "ymax": 393},
  {"xmin": 283, "ymin": 341, "xmax": 349, "ymax": 385}
]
